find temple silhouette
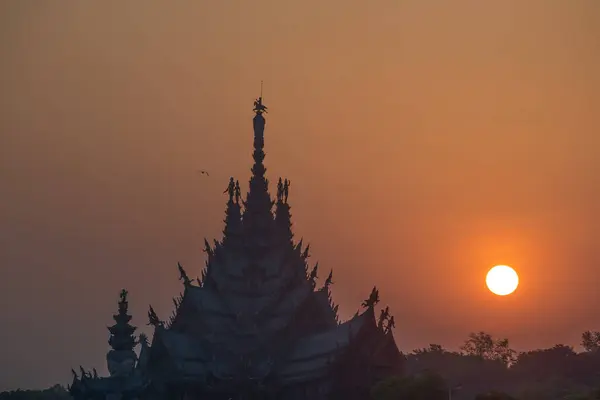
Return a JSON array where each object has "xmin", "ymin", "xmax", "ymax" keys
[{"xmin": 69, "ymin": 96, "xmax": 403, "ymax": 400}]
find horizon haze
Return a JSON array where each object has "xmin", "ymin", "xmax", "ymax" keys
[{"xmin": 1, "ymin": 0, "xmax": 599, "ymax": 391}]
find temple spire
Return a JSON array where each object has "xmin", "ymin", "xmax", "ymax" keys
[
  {"xmin": 275, "ymin": 177, "xmax": 294, "ymax": 243},
  {"xmin": 107, "ymin": 289, "xmax": 136, "ymax": 352},
  {"xmin": 243, "ymin": 94, "xmax": 274, "ymax": 239},
  {"xmin": 222, "ymin": 178, "xmax": 243, "ymax": 246},
  {"xmin": 106, "ymin": 289, "xmax": 138, "ymax": 377}
]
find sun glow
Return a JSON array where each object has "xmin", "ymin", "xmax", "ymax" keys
[{"xmin": 486, "ymin": 265, "xmax": 519, "ymax": 296}]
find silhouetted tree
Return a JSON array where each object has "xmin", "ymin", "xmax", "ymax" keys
[
  {"xmin": 581, "ymin": 331, "xmax": 600, "ymax": 352},
  {"xmin": 461, "ymin": 332, "xmax": 516, "ymax": 365},
  {"xmin": 512, "ymin": 345, "xmax": 577, "ymax": 382},
  {"xmin": 413, "ymin": 344, "xmax": 447, "ymax": 355},
  {"xmin": 0, "ymin": 385, "xmax": 70, "ymax": 400}
]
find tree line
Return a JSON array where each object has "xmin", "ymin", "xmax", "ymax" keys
[
  {"xmin": 3, "ymin": 331, "xmax": 600, "ymax": 400},
  {"xmin": 373, "ymin": 330, "xmax": 600, "ymax": 400}
]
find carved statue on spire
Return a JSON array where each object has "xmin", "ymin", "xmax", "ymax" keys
[
  {"xmin": 253, "ymin": 97, "xmax": 268, "ymax": 115},
  {"xmin": 119, "ymin": 289, "xmax": 128, "ymax": 303},
  {"xmin": 378, "ymin": 306, "xmax": 390, "ymax": 329},
  {"xmin": 277, "ymin": 178, "xmax": 284, "ymax": 203},
  {"xmin": 361, "ymin": 286, "xmax": 380, "ymax": 309},
  {"xmin": 224, "ymin": 177, "xmax": 235, "ymax": 202},
  {"xmin": 235, "ymin": 180, "xmax": 242, "ymax": 204},
  {"xmin": 385, "ymin": 316, "xmax": 396, "ymax": 333},
  {"xmin": 283, "ymin": 179, "xmax": 291, "ymax": 203},
  {"xmin": 178, "ymin": 262, "xmax": 193, "ymax": 286}
]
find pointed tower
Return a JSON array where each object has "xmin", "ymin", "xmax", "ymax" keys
[
  {"xmin": 222, "ymin": 178, "xmax": 243, "ymax": 247},
  {"xmin": 242, "ymin": 96, "xmax": 274, "ymax": 246},
  {"xmin": 106, "ymin": 289, "xmax": 138, "ymax": 377},
  {"xmin": 68, "ymin": 95, "xmax": 403, "ymax": 400},
  {"xmin": 274, "ymin": 177, "xmax": 294, "ymax": 243}
]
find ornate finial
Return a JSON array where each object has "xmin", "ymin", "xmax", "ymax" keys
[
  {"xmin": 385, "ymin": 315, "xmax": 396, "ymax": 333},
  {"xmin": 224, "ymin": 177, "xmax": 235, "ymax": 202},
  {"xmin": 177, "ymin": 262, "xmax": 193, "ymax": 286},
  {"xmin": 253, "ymin": 85, "xmax": 268, "ymax": 116},
  {"xmin": 378, "ymin": 306, "xmax": 390, "ymax": 329},
  {"xmin": 361, "ymin": 286, "xmax": 380, "ymax": 309},
  {"xmin": 147, "ymin": 305, "xmax": 162, "ymax": 327},
  {"xmin": 119, "ymin": 289, "xmax": 128, "ymax": 303},
  {"xmin": 235, "ymin": 180, "xmax": 241, "ymax": 204}
]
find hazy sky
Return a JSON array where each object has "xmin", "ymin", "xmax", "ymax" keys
[{"xmin": 1, "ymin": 0, "xmax": 599, "ymax": 391}]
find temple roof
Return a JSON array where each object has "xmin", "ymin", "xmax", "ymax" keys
[
  {"xmin": 286, "ymin": 307, "xmax": 373, "ymax": 362},
  {"xmin": 69, "ymin": 97, "xmax": 402, "ymax": 397},
  {"xmin": 151, "ymin": 306, "xmax": 376, "ymax": 385},
  {"xmin": 158, "ymin": 328, "xmax": 212, "ymax": 362},
  {"xmin": 276, "ymin": 307, "xmax": 375, "ymax": 384}
]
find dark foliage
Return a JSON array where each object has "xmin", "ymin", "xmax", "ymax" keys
[
  {"xmin": 0, "ymin": 385, "xmax": 70, "ymax": 400},
  {"xmin": 371, "ymin": 370, "xmax": 447, "ymax": 400}
]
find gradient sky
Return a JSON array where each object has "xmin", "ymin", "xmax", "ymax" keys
[{"xmin": 1, "ymin": 0, "xmax": 599, "ymax": 391}]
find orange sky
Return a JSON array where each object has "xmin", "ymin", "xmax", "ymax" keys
[{"xmin": 1, "ymin": 0, "xmax": 599, "ymax": 391}]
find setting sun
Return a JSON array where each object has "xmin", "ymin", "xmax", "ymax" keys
[{"xmin": 486, "ymin": 265, "xmax": 519, "ymax": 296}]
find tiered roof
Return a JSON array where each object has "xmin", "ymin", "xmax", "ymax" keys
[
  {"xmin": 147, "ymin": 96, "xmax": 400, "ymax": 389},
  {"xmin": 70, "ymin": 95, "xmax": 402, "ymax": 399}
]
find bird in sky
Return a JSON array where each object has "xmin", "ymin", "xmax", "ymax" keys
[{"xmin": 198, "ymin": 170, "xmax": 210, "ymax": 176}]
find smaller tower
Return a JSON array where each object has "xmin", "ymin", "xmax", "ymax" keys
[
  {"xmin": 106, "ymin": 289, "xmax": 138, "ymax": 377},
  {"xmin": 274, "ymin": 177, "xmax": 294, "ymax": 243},
  {"xmin": 222, "ymin": 179, "xmax": 243, "ymax": 247}
]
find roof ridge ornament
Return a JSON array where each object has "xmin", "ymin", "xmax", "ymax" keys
[{"xmin": 253, "ymin": 81, "xmax": 268, "ymax": 115}]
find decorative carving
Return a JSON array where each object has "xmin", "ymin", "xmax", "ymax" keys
[
  {"xmin": 361, "ymin": 286, "xmax": 380, "ymax": 309},
  {"xmin": 235, "ymin": 180, "xmax": 242, "ymax": 204},
  {"xmin": 178, "ymin": 262, "xmax": 193, "ymax": 286},
  {"xmin": 385, "ymin": 316, "xmax": 396, "ymax": 333},
  {"xmin": 253, "ymin": 97, "xmax": 268, "ymax": 115},
  {"xmin": 203, "ymin": 239, "xmax": 214, "ymax": 257},
  {"xmin": 147, "ymin": 306, "xmax": 162, "ymax": 327},
  {"xmin": 224, "ymin": 177, "xmax": 235, "ymax": 202},
  {"xmin": 301, "ymin": 244, "xmax": 310, "ymax": 259},
  {"xmin": 378, "ymin": 306, "xmax": 390, "ymax": 329}
]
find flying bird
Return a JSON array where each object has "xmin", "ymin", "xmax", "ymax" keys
[{"xmin": 198, "ymin": 170, "xmax": 210, "ymax": 176}]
